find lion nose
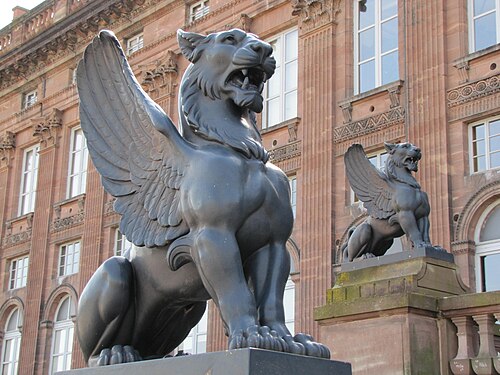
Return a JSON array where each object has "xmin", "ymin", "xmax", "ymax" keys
[
  {"xmin": 415, "ymin": 147, "xmax": 421, "ymax": 153},
  {"xmin": 250, "ymin": 42, "xmax": 272, "ymax": 57}
]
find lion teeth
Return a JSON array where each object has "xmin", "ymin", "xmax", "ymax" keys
[
  {"xmin": 242, "ymin": 76, "xmax": 249, "ymax": 89},
  {"xmin": 241, "ymin": 69, "xmax": 248, "ymax": 77}
]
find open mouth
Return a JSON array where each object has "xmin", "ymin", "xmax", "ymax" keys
[
  {"xmin": 404, "ymin": 155, "xmax": 420, "ymax": 168},
  {"xmin": 227, "ymin": 67, "xmax": 267, "ymax": 93}
]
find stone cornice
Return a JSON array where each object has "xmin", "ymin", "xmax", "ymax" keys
[
  {"xmin": 32, "ymin": 108, "xmax": 63, "ymax": 148},
  {"xmin": 292, "ymin": 0, "xmax": 341, "ymax": 34}
]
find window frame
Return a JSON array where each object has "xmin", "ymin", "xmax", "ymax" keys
[
  {"xmin": 179, "ymin": 309, "xmax": 208, "ymax": 354},
  {"xmin": 23, "ymin": 90, "xmax": 37, "ymax": 110},
  {"xmin": 289, "ymin": 175, "xmax": 297, "ymax": 219},
  {"xmin": 354, "ymin": 0, "xmax": 399, "ymax": 94},
  {"xmin": 114, "ymin": 229, "xmax": 133, "ymax": 257},
  {"xmin": 189, "ymin": 0, "xmax": 210, "ymax": 22},
  {"xmin": 468, "ymin": 0, "xmax": 500, "ymax": 53},
  {"xmin": 58, "ymin": 241, "xmax": 81, "ymax": 277},
  {"xmin": 468, "ymin": 116, "xmax": 500, "ymax": 174},
  {"xmin": 67, "ymin": 127, "xmax": 89, "ymax": 198},
  {"xmin": 19, "ymin": 144, "xmax": 40, "ymax": 216},
  {"xmin": 126, "ymin": 33, "xmax": 144, "ymax": 56},
  {"xmin": 262, "ymin": 28, "xmax": 299, "ymax": 129},
  {"xmin": 474, "ymin": 200, "xmax": 500, "ymax": 292},
  {"xmin": 49, "ymin": 297, "xmax": 74, "ymax": 374},
  {"xmin": 0, "ymin": 308, "xmax": 21, "ymax": 375},
  {"xmin": 8, "ymin": 256, "xmax": 29, "ymax": 290}
]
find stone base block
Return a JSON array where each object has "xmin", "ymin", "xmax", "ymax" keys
[{"xmin": 57, "ymin": 348, "xmax": 352, "ymax": 375}]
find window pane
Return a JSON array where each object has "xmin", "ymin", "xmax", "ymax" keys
[
  {"xmin": 474, "ymin": 0, "xmax": 496, "ymax": 16},
  {"xmin": 479, "ymin": 205, "xmax": 500, "ymax": 242},
  {"xmin": 482, "ymin": 253, "xmax": 500, "ymax": 291},
  {"xmin": 270, "ymin": 40, "xmax": 280, "ymax": 66},
  {"xmin": 474, "ymin": 139, "xmax": 486, "ymax": 156},
  {"xmin": 381, "ymin": 17, "xmax": 398, "ymax": 53},
  {"xmin": 359, "ymin": 28, "xmax": 375, "ymax": 61},
  {"xmin": 284, "ymin": 30, "xmax": 298, "ymax": 62},
  {"xmin": 381, "ymin": 0, "xmax": 398, "ymax": 19},
  {"xmin": 490, "ymin": 135, "xmax": 500, "ymax": 152},
  {"xmin": 284, "ymin": 91, "xmax": 297, "ymax": 120},
  {"xmin": 266, "ymin": 98, "xmax": 280, "ymax": 127},
  {"xmin": 267, "ymin": 70, "xmax": 281, "ymax": 98},
  {"xmin": 473, "ymin": 124, "xmax": 485, "ymax": 140},
  {"xmin": 489, "ymin": 120, "xmax": 500, "ymax": 136},
  {"xmin": 285, "ymin": 61, "xmax": 298, "ymax": 91},
  {"xmin": 359, "ymin": 60, "xmax": 376, "ymax": 92},
  {"xmin": 359, "ymin": 0, "xmax": 375, "ymax": 29},
  {"xmin": 474, "ymin": 155, "xmax": 486, "ymax": 172},
  {"xmin": 474, "ymin": 12, "xmax": 497, "ymax": 51},
  {"xmin": 490, "ymin": 151, "xmax": 500, "ymax": 168},
  {"xmin": 382, "ymin": 50, "xmax": 399, "ymax": 84},
  {"xmin": 6, "ymin": 310, "xmax": 18, "ymax": 332}
]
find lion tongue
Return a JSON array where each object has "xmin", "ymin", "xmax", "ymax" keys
[{"xmin": 242, "ymin": 76, "xmax": 250, "ymax": 89}]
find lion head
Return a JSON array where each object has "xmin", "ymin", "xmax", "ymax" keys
[
  {"xmin": 384, "ymin": 142, "xmax": 422, "ymax": 188},
  {"xmin": 176, "ymin": 29, "xmax": 275, "ymax": 162},
  {"xmin": 178, "ymin": 29, "xmax": 275, "ymax": 112}
]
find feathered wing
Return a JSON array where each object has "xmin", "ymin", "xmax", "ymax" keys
[
  {"xmin": 77, "ymin": 30, "xmax": 191, "ymax": 247},
  {"xmin": 345, "ymin": 144, "xmax": 395, "ymax": 219}
]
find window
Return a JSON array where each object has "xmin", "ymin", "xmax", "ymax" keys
[
  {"xmin": 8, "ymin": 256, "xmax": 29, "ymax": 290},
  {"xmin": 470, "ymin": 117, "xmax": 500, "ymax": 173},
  {"xmin": 189, "ymin": 1, "xmax": 209, "ymax": 22},
  {"xmin": 179, "ymin": 309, "xmax": 207, "ymax": 354},
  {"xmin": 289, "ymin": 176, "xmax": 297, "ymax": 218},
  {"xmin": 126, "ymin": 33, "xmax": 144, "ymax": 56},
  {"xmin": 475, "ymin": 201, "xmax": 500, "ymax": 292},
  {"xmin": 50, "ymin": 297, "xmax": 74, "ymax": 374},
  {"xmin": 58, "ymin": 242, "xmax": 80, "ymax": 277},
  {"xmin": 355, "ymin": 0, "xmax": 399, "ymax": 93},
  {"xmin": 1, "ymin": 309, "xmax": 21, "ymax": 375},
  {"xmin": 283, "ymin": 278, "xmax": 295, "ymax": 335},
  {"xmin": 19, "ymin": 145, "xmax": 40, "ymax": 216},
  {"xmin": 114, "ymin": 229, "xmax": 133, "ymax": 256},
  {"xmin": 469, "ymin": 0, "xmax": 499, "ymax": 52},
  {"xmin": 263, "ymin": 29, "xmax": 298, "ymax": 129},
  {"xmin": 23, "ymin": 90, "xmax": 37, "ymax": 109},
  {"xmin": 351, "ymin": 149, "xmax": 388, "ymax": 203},
  {"xmin": 67, "ymin": 128, "xmax": 88, "ymax": 198}
]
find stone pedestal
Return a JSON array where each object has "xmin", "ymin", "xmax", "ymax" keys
[
  {"xmin": 315, "ymin": 248, "xmax": 469, "ymax": 375},
  {"xmin": 57, "ymin": 348, "xmax": 352, "ymax": 375}
]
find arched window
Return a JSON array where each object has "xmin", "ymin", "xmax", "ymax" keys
[
  {"xmin": 475, "ymin": 201, "xmax": 500, "ymax": 292},
  {"xmin": 1, "ymin": 309, "xmax": 21, "ymax": 375},
  {"xmin": 50, "ymin": 297, "xmax": 74, "ymax": 374}
]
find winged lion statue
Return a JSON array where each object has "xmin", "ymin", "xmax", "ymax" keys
[
  {"xmin": 75, "ymin": 29, "xmax": 330, "ymax": 366},
  {"xmin": 341, "ymin": 142, "xmax": 433, "ymax": 262}
]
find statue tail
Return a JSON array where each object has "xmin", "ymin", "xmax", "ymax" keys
[{"xmin": 340, "ymin": 227, "xmax": 356, "ymax": 262}]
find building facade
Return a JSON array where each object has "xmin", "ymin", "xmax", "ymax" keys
[{"xmin": 0, "ymin": 0, "xmax": 499, "ymax": 374}]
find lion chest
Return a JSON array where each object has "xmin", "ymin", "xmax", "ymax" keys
[{"xmin": 393, "ymin": 184, "xmax": 430, "ymax": 218}]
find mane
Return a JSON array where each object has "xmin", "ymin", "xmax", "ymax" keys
[
  {"xmin": 180, "ymin": 65, "xmax": 269, "ymax": 163},
  {"xmin": 385, "ymin": 155, "xmax": 420, "ymax": 189}
]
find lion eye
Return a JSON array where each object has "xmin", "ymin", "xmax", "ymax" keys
[{"xmin": 223, "ymin": 35, "xmax": 236, "ymax": 44}]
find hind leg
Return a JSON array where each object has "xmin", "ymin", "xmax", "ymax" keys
[
  {"xmin": 77, "ymin": 257, "xmax": 137, "ymax": 366},
  {"xmin": 347, "ymin": 222, "xmax": 373, "ymax": 261}
]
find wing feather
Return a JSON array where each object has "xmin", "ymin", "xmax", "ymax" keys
[
  {"xmin": 345, "ymin": 144, "xmax": 395, "ymax": 219},
  {"xmin": 77, "ymin": 30, "xmax": 190, "ymax": 247}
]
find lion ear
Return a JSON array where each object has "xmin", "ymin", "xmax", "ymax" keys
[
  {"xmin": 384, "ymin": 142, "xmax": 396, "ymax": 153},
  {"xmin": 177, "ymin": 29, "xmax": 205, "ymax": 62}
]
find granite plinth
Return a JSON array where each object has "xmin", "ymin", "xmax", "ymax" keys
[
  {"xmin": 341, "ymin": 246, "xmax": 454, "ymax": 272},
  {"xmin": 57, "ymin": 348, "xmax": 352, "ymax": 375}
]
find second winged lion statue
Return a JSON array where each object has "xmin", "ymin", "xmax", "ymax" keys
[
  {"xmin": 342, "ymin": 142, "xmax": 432, "ymax": 262},
  {"xmin": 75, "ymin": 29, "xmax": 330, "ymax": 366}
]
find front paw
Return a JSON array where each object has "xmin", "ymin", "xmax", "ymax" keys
[
  {"xmin": 228, "ymin": 325, "xmax": 287, "ymax": 352},
  {"xmin": 89, "ymin": 345, "xmax": 142, "ymax": 367},
  {"xmin": 293, "ymin": 333, "xmax": 331, "ymax": 359}
]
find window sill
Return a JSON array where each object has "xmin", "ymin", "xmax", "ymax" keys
[
  {"xmin": 455, "ymin": 44, "xmax": 500, "ymax": 67},
  {"xmin": 261, "ymin": 117, "xmax": 301, "ymax": 141},
  {"xmin": 342, "ymin": 80, "xmax": 404, "ymax": 106}
]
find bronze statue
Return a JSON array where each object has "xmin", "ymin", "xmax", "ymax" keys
[
  {"xmin": 342, "ymin": 142, "xmax": 432, "ymax": 262},
  {"xmin": 76, "ymin": 29, "xmax": 330, "ymax": 367}
]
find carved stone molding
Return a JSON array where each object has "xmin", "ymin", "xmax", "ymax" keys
[
  {"xmin": 239, "ymin": 13, "xmax": 252, "ymax": 32},
  {"xmin": 292, "ymin": 0, "xmax": 341, "ymax": 33},
  {"xmin": 333, "ymin": 107, "xmax": 405, "ymax": 144},
  {"xmin": 51, "ymin": 212, "xmax": 85, "ymax": 232},
  {"xmin": 51, "ymin": 195, "xmax": 86, "ymax": 232},
  {"xmin": 451, "ymin": 240, "xmax": 475, "ymax": 255},
  {"xmin": 447, "ymin": 74, "xmax": 500, "ymax": 108},
  {"xmin": 3, "ymin": 213, "xmax": 33, "ymax": 247},
  {"xmin": 32, "ymin": 108, "xmax": 63, "ymax": 147},
  {"xmin": 339, "ymin": 101, "xmax": 352, "ymax": 124},
  {"xmin": 139, "ymin": 50, "xmax": 178, "ymax": 98},
  {"xmin": 0, "ymin": 131, "xmax": 15, "ymax": 168},
  {"xmin": 104, "ymin": 198, "xmax": 116, "ymax": 216},
  {"xmin": 454, "ymin": 60, "xmax": 470, "ymax": 84},
  {"xmin": 268, "ymin": 141, "xmax": 301, "ymax": 164}
]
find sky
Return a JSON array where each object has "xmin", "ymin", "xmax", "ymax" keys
[{"xmin": 0, "ymin": 0, "xmax": 45, "ymax": 29}]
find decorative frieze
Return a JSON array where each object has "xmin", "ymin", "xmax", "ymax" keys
[
  {"xmin": 0, "ymin": 131, "xmax": 15, "ymax": 168},
  {"xmin": 333, "ymin": 107, "xmax": 405, "ymax": 143},
  {"xmin": 292, "ymin": 0, "xmax": 341, "ymax": 33},
  {"xmin": 32, "ymin": 108, "xmax": 63, "ymax": 147},
  {"xmin": 268, "ymin": 141, "xmax": 301, "ymax": 164},
  {"xmin": 51, "ymin": 195, "xmax": 86, "ymax": 232},
  {"xmin": 3, "ymin": 213, "xmax": 34, "ymax": 248},
  {"xmin": 104, "ymin": 198, "xmax": 116, "ymax": 216},
  {"xmin": 447, "ymin": 74, "xmax": 500, "ymax": 108}
]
